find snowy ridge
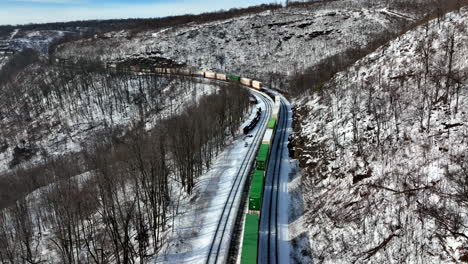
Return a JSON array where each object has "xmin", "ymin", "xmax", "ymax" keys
[{"xmin": 56, "ymin": 3, "xmax": 413, "ymax": 86}]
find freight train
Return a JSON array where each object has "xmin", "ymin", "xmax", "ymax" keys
[
  {"xmin": 59, "ymin": 58, "xmax": 265, "ymax": 90},
  {"xmin": 118, "ymin": 65, "xmax": 277, "ymax": 264},
  {"xmin": 53, "ymin": 59, "xmax": 264, "ymax": 90},
  {"xmin": 148, "ymin": 67, "xmax": 263, "ymax": 89},
  {"xmin": 241, "ymin": 95, "xmax": 281, "ymax": 264}
]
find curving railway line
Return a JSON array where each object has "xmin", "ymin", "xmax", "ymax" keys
[
  {"xmin": 259, "ymin": 96, "xmax": 290, "ymax": 264},
  {"xmin": 205, "ymin": 91, "xmax": 273, "ymax": 264}
]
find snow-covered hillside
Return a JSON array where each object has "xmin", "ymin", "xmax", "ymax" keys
[
  {"xmin": 56, "ymin": 2, "xmax": 416, "ymax": 85},
  {"xmin": 10, "ymin": 30, "xmax": 69, "ymax": 53},
  {"xmin": 293, "ymin": 6, "xmax": 468, "ymax": 263},
  {"xmin": 0, "ymin": 29, "xmax": 73, "ymax": 54},
  {"xmin": 0, "ymin": 66, "xmax": 218, "ymax": 173}
]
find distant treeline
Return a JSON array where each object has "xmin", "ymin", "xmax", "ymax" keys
[{"xmin": 0, "ymin": 3, "xmax": 283, "ymax": 38}]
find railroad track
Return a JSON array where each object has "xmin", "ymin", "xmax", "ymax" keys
[
  {"xmin": 205, "ymin": 90, "xmax": 273, "ymax": 264},
  {"xmin": 259, "ymin": 97, "xmax": 289, "ymax": 264}
]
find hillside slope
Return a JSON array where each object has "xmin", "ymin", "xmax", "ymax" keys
[
  {"xmin": 56, "ymin": 2, "xmax": 416, "ymax": 85},
  {"xmin": 0, "ymin": 65, "xmax": 217, "ymax": 173},
  {"xmin": 293, "ymin": 6, "xmax": 468, "ymax": 263}
]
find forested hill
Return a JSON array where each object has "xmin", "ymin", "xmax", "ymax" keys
[
  {"xmin": 54, "ymin": 0, "xmax": 436, "ymax": 87},
  {"xmin": 292, "ymin": 6, "xmax": 468, "ymax": 263}
]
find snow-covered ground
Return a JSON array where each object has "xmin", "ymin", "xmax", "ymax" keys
[
  {"xmin": 154, "ymin": 90, "xmax": 270, "ymax": 263},
  {"xmin": 293, "ymin": 6, "xmax": 468, "ymax": 263}
]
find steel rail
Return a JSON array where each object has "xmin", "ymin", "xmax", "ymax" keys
[{"xmin": 206, "ymin": 91, "xmax": 273, "ymax": 264}]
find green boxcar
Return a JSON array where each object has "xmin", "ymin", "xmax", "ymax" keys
[
  {"xmin": 249, "ymin": 170, "xmax": 265, "ymax": 211},
  {"xmin": 267, "ymin": 118, "xmax": 277, "ymax": 130},
  {"xmin": 256, "ymin": 144, "xmax": 269, "ymax": 171},
  {"xmin": 228, "ymin": 75, "xmax": 241, "ymax": 81},
  {"xmin": 241, "ymin": 214, "xmax": 259, "ymax": 264}
]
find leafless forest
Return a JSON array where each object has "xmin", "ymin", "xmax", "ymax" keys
[
  {"xmin": 290, "ymin": 1, "xmax": 468, "ymax": 262},
  {"xmin": 0, "ymin": 50, "xmax": 250, "ymax": 262}
]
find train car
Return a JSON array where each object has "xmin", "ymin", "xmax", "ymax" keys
[
  {"xmin": 118, "ymin": 65, "xmax": 131, "ymax": 72},
  {"xmin": 179, "ymin": 68, "xmax": 192, "ymax": 76},
  {"xmin": 272, "ymin": 106, "xmax": 280, "ymax": 119},
  {"xmin": 229, "ymin": 75, "xmax": 241, "ymax": 81},
  {"xmin": 252, "ymin": 80, "xmax": 262, "ymax": 90},
  {"xmin": 154, "ymin": 67, "xmax": 166, "ymax": 74},
  {"xmin": 141, "ymin": 67, "xmax": 152, "ymax": 73},
  {"xmin": 272, "ymin": 96, "xmax": 281, "ymax": 119},
  {"xmin": 267, "ymin": 118, "xmax": 277, "ymax": 130},
  {"xmin": 241, "ymin": 214, "xmax": 259, "ymax": 264},
  {"xmin": 249, "ymin": 170, "xmax": 265, "ymax": 211},
  {"xmin": 256, "ymin": 144, "xmax": 270, "ymax": 171},
  {"xmin": 108, "ymin": 63, "xmax": 117, "ymax": 72},
  {"xmin": 205, "ymin": 72, "xmax": 216, "ymax": 79},
  {"xmin": 262, "ymin": 129, "xmax": 274, "ymax": 145},
  {"xmin": 242, "ymin": 109, "xmax": 279, "ymax": 264},
  {"xmin": 130, "ymin": 66, "xmax": 140, "ymax": 72},
  {"xmin": 165, "ymin": 68, "xmax": 178, "ymax": 74},
  {"xmin": 194, "ymin": 71, "xmax": 205, "ymax": 78},
  {"xmin": 216, "ymin": 73, "xmax": 227, "ymax": 81},
  {"xmin": 275, "ymin": 95, "xmax": 281, "ymax": 105},
  {"xmin": 241, "ymin": 77, "xmax": 252, "ymax": 87}
]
